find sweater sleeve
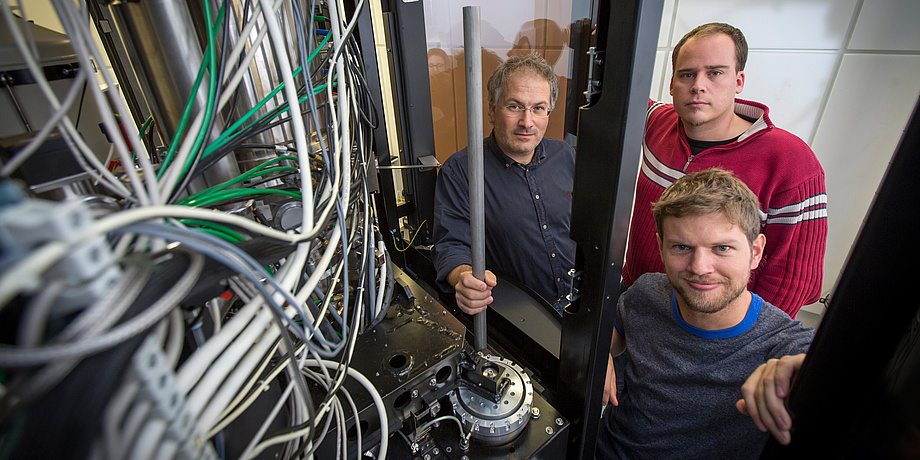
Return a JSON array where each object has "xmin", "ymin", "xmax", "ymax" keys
[{"xmin": 751, "ymin": 173, "xmax": 828, "ymax": 318}]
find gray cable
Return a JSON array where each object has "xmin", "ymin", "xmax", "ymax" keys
[{"xmin": 0, "ymin": 252, "xmax": 203, "ymax": 366}]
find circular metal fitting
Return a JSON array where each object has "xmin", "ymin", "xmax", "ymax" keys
[{"xmin": 449, "ymin": 355, "xmax": 533, "ymax": 446}]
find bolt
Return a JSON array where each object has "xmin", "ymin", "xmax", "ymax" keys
[
  {"xmin": 460, "ymin": 437, "xmax": 470, "ymax": 451},
  {"xmin": 411, "ymin": 389, "xmax": 419, "ymax": 399},
  {"xmin": 530, "ymin": 407, "xmax": 541, "ymax": 420},
  {"xmin": 424, "ymin": 455, "xmax": 431, "ymax": 460},
  {"xmin": 432, "ymin": 448, "xmax": 440, "ymax": 455},
  {"xmin": 556, "ymin": 417, "xmax": 564, "ymax": 426},
  {"xmin": 410, "ymin": 442, "xmax": 419, "ymax": 453},
  {"xmin": 546, "ymin": 426, "xmax": 554, "ymax": 435},
  {"xmin": 429, "ymin": 377, "xmax": 437, "ymax": 388}
]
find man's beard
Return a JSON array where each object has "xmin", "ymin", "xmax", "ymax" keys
[{"xmin": 674, "ymin": 276, "xmax": 748, "ymax": 314}]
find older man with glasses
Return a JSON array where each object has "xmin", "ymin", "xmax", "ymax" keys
[{"xmin": 432, "ymin": 54, "xmax": 576, "ymax": 316}]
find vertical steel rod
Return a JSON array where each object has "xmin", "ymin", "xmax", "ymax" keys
[{"xmin": 463, "ymin": 6, "xmax": 487, "ymax": 352}]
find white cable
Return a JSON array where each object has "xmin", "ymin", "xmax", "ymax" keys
[
  {"xmin": 176, "ymin": 297, "xmax": 262, "ymax": 392},
  {"xmin": 118, "ymin": 399, "xmax": 154, "ymax": 460},
  {"xmin": 196, "ymin": 322, "xmax": 279, "ymax": 433},
  {"xmin": 186, "ymin": 308, "xmax": 273, "ymax": 417},
  {"xmin": 206, "ymin": 342, "xmax": 282, "ymax": 437},
  {"xmin": 0, "ymin": 204, "xmax": 315, "ymax": 310},
  {"xmin": 103, "ymin": 379, "xmax": 140, "ymax": 460},
  {"xmin": 258, "ymin": 0, "xmax": 315, "ymax": 231},
  {"xmin": 52, "ymin": 0, "xmax": 160, "ymax": 206},
  {"xmin": 0, "ymin": 252, "xmax": 204, "ymax": 366},
  {"xmin": 16, "ymin": 279, "xmax": 67, "ymax": 346},
  {"xmin": 128, "ymin": 418, "xmax": 167, "ymax": 460},
  {"xmin": 207, "ymin": 298, "xmax": 222, "ymax": 333},
  {"xmin": 245, "ymin": 359, "xmax": 387, "ymax": 460},
  {"xmin": 164, "ymin": 308, "xmax": 184, "ymax": 368},
  {"xmin": 238, "ymin": 378, "xmax": 295, "ymax": 460},
  {"xmin": 375, "ymin": 240, "xmax": 386, "ymax": 319},
  {"xmin": 156, "ymin": 0, "xmax": 278, "ymax": 201},
  {"xmin": 0, "ymin": 1, "xmax": 132, "ymax": 199},
  {"xmin": 0, "ymin": 69, "xmax": 88, "ymax": 177}
]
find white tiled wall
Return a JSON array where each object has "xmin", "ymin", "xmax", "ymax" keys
[{"xmin": 652, "ymin": 0, "xmax": 920, "ymax": 318}]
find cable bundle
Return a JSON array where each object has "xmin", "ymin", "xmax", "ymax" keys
[{"xmin": 0, "ymin": 0, "xmax": 392, "ymax": 458}]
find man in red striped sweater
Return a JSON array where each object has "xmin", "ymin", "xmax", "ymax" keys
[{"xmin": 623, "ymin": 22, "xmax": 827, "ymax": 318}]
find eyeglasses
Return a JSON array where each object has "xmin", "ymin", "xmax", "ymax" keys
[{"xmin": 500, "ymin": 104, "xmax": 551, "ymax": 118}]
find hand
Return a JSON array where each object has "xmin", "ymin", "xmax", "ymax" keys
[
  {"xmin": 736, "ymin": 353, "xmax": 806, "ymax": 445},
  {"xmin": 450, "ymin": 266, "xmax": 497, "ymax": 315},
  {"xmin": 603, "ymin": 353, "xmax": 618, "ymax": 406}
]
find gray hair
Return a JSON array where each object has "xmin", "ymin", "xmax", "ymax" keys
[{"xmin": 487, "ymin": 54, "xmax": 559, "ymax": 109}]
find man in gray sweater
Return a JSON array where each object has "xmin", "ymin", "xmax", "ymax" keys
[{"xmin": 597, "ymin": 168, "xmax": 814, "ymax": 459}]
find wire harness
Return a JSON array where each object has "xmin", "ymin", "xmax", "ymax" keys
[{"xmin": 0, "ymin": 0, "xmax": 394, "ymax": 458}]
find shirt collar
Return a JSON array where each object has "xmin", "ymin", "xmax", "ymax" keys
[{"xmin": 486, "ymin": 131, "xmax": 546, "ymax": 167}]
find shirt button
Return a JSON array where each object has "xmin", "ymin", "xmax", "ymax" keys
[
  {"xmin": 557, "ymin": 278, "xmax": 561, "ymax": 282},
  {"xmin": 542, "ymin": 224, "xmax": 547, "ymax": 229},
  {"xmin": 552, "ymin": 253, "xmax": 556, "ymax": 258},
  {"xmin": 535, "ymin": 194, "xmax": 540, "ymax": 199}
]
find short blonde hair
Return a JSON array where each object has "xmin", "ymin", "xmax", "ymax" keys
[{"xmin": 653, "ymin": 168, "xmax": 761, "ymax": 244}]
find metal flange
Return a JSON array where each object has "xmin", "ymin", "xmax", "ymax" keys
[{"xmin": 449, "ymin": 355, "xmax": 533, "ymax": 446}]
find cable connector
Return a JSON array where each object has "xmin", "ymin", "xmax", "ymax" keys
[
  {"xmin": 127, "ymin": 336, "xmax": 217, "ymax": 460},
  {"xmin": 0, "ymin": 197, "xmax": 121, "ymax": 314}
]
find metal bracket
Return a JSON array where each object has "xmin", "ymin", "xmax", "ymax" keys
[
  {"xmin": 565, "ymin": 269, "xmax": 584, "ymax": 302},
  {"xmin": 583, "ymin": 47, "xmax": 603, "ymax": 105}
]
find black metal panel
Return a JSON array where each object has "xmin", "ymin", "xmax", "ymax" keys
[
  {"xmin": 385, "ymin": 0, "xmax": 437, "ymax": 246},
  {"xmin": 350, "ymin": 0, "xmax": 401, "ymax": 238},
  {"xmin": 557, "ymin": 1, "xmax": 663, "ymax": 459},
  {"xmin": 386, "ymin": 390, "xmax": 570, "ymax": 460},
  {"xmin": 315, "ymin": 268, "xmax": 467, "ymax": 458},
  {"xmin": 760, "ymin": 100, "xmax": 920, "ymax": 458},
  {"xmin": 563, "ymin": 0, "xmax": 598, "ymax": 138}
]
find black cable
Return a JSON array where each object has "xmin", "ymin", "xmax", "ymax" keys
[{"xmin": 73, "ymin": 79, "xmax": 88, "ymax": 130}]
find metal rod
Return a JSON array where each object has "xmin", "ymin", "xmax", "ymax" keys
[
  {"xmin": 375, "ymin": 164, "xmax": 439, "ymax": 170},
  {"xmin": 463, "ymin": 6, "xmax": 487, "ymax": 352},
  {"xmin": 1, "ymin": 75, "xmax": 33, "ymax": 132}
]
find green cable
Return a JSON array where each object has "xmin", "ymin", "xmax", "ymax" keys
[
  {"xmin": 179, "ymin": 166, "xmax": 298, "ymax": 205},
  {"xmin": 206, "ymin": 33, "xmax": 331, "ymax": 156},
  {"xmin": 195, "ymin": 227, "xmax": 245, "ymax": 243},
  {"xmin": 178, "ymin": 219, "xmax": 246, "ymax": 241},
  {"xmin": 172, "ymin": 0, "xmax": 220, "ymax": 187},
  {"xmin": 130, "ymin": 115, "xmax": 154, "ymax": 165},
  {"xmin": 181, "ymin": 188, "xmax": 301, "ymax": 208},
  {"xmin": 181, "ymin": 155, "xmax": 297, "ymax": 201},
  {"xmin": 206, "ymin": 82, "xmax": 329, "ymax": 159},
  {"xmin": 156, "ymin": 3, "xmax": 226, "ymax": 178},
  {"xmin": 183, "ymin": 155, "xmax": 298, "ymax": 198}
]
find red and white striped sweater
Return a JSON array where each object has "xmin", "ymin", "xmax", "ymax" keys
[{"xmin": 623, "ymin": 98, "xmax": 827, "ymax": 318}]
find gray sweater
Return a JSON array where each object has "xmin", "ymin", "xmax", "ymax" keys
[{"xmin": 597, "ymin": 273, "xmax": 814, "ymax": 459}]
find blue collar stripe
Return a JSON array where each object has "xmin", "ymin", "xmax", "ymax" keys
[{"xmin": 670, "ymin": 292, "xmax": 763, "ymax": 339}]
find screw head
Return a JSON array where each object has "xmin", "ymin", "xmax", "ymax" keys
[
  {"xmin": 545, "ymin": 426, "xmax": 554, "ymax": 435},
  {"xmin": 429, "ymin": 377, "xmax": 437, "ymax": 387},
  {"xmin": 556, "ymin": 417, "xmax": 564, "ymax": 426},
  {"xmin": 411, "ymin": 389, "xmax": 419, "ymax": 398},
  {"xmin": 530, "ymin": 407, "xmax": 541, "ymax": 420}
]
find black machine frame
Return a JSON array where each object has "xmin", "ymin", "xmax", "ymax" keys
[{"xmin": 357, "ymin": 0, "xmax": 665, "ymax": 458}]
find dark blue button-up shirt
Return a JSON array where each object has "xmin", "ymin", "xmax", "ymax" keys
[{"xmin": 432, "ymin": 133, "xmax": 576, "ymax": 306}]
